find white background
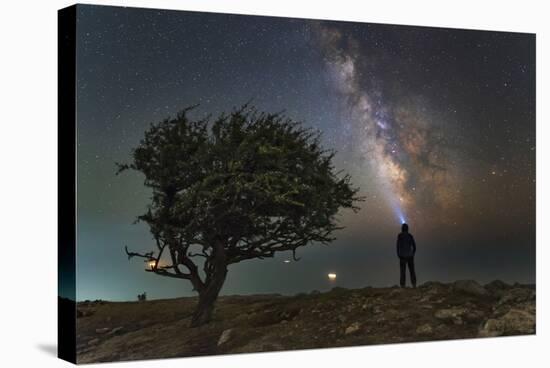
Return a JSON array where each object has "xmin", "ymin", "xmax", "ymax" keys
[{"xmin": 0, "ymin": 0, "xmax": 547, "ymax": 366}]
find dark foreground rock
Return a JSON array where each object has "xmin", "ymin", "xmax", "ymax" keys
[{"xmin": 75, "ymin": 280, "xmax": 535, "ymax": 363}]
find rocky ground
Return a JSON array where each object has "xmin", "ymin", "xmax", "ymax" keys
[{"xmin": 75, "ymin": 280, "xmax": 535, "ymax": 363}]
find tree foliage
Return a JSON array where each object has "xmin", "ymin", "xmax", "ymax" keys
[{"xmin": 119, "ymin": 105, "xmax": 361, "ymax": 326}]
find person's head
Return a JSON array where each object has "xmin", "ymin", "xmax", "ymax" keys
[{"xmin": 401, "ymin": 223, "xmax": 409, "ymax": 232}]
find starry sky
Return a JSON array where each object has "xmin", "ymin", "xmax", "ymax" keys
[{"xmin": 75, "ymin": 5, "xmax": 535, "ymax": 301}]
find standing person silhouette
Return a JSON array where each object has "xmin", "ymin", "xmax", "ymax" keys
[{"xmin": 396, "ymin": 223, "xmax": 417, "ymax": 288}]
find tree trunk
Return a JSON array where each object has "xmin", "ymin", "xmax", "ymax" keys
[{"xmin": 190, "ymin": 264, "xmax": 227, "ymax": 327}]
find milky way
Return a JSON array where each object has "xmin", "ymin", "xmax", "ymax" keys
[{"xmin": 316, "ymin": 24, "xmax": 461, "ymax": 227}]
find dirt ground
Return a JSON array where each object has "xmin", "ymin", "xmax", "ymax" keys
[{"xmin": 75, "ymin": 280, "xmax": 535, "ymax": 363}]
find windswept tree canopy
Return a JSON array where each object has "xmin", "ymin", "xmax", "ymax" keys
[{"xmin": 119, "ymin": 105, "xmax": 361, "ymax": 325}]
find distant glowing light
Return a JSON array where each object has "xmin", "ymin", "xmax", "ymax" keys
[
  {"xmin": 328, "ymin": 273, "xmax": 337, "ymax": 280},
  {"xmin": 283, "ymin": 260, "xmax": 291, "ymax": 263},
  {"xmin": 148, "ymin": 260, "xmax": 157, "ymax": 269}
]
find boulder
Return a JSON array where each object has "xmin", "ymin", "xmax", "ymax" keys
[
  {"xmin": 484, "ymin": 280, "xmax": 511, "ymax": 296},
  {"xmin": 479, "ymin": 309, "xmax": 535, "ymax": 337},
  {"xmin": 453, "ymin": 280, "xmax": 487, "ymax": 296},
  {"xmin": 497, "ymin": 288, "xmax": 535, "ymax": 306}
]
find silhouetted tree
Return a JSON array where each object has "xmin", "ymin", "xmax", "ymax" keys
[{"xmin": 119, "ymin": 105, "xmax": 361, "ymax": 326}]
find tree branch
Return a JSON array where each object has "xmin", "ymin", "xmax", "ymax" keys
[
  {"xmin": 145, "ymin": 268, "xmax": 191, "ymax": 280},
  {"xmin": 125, "ymin": 246, "xmax": 155, "ymax": 261}
]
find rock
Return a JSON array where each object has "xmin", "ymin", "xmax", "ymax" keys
[
  {"xmin": 95, "ymin": 328, "xmax": 110, "ymax": 334},
  {"xmin": 389, "ymin": 288, "xmax": 404, "ymax": 297},
  {"xmin": 497, "ymin": 288, "xmax": 535, "ymax": 306},
  {"xmin": 479, "ymin": 309, "xmax": 535, "ymax": 337},
  {"xmin": 77, "ymin": 309, "xmax": 94, "ymax": 318},
  {"xmin": 217, "ymin": 328, "xmax": 233, "ymax": 346},
  {"xmin": 453, "ymin": 280, "xmax": 487, "ymax": 296},
  {"xmin": 479, "ymin": 319, "xmax": 503, "ymax": 337},
  {"xmin": 419, "ymin": 295, "xmax": 431, "ymax": 303},
  {"xmin": 505, "ymin": 309, "xmax": 536, "ymax": 334},
  {"xmin": 421, "ymin": 281, "xmax": 444, "ymax": 289},
  {"xmin": 87, "ymin": 338, "xmax": 100, "ymax": 346},
  {"xmin": 416, "ymin": 324, "xmax": 433, "ymax": 335},
  {"xmin": 344, "ymin": 322, "xmax": 361, "ymax": 335},
  {"xmin": 484, "ymin": 280, "xmax": 511, "ymax": 296},
  {"xmin": 435, "ymin": 308, "xmax": 466, "ymax": 319},
  {"xmin": 464, "ymin": 310, "xmax": 485, "ymax": 323},
  {"xmin": 435, "ymin": 308, "xmax": 466, "ymax": 324},
  {"xmin": 108, "ymin": 327, "xmax": 124, "ymax": 335},
  {"xmin": 421, "ymin": 281, "xmax": 446, "ymax": 295},
  {"xmin": 279, "ymin": 308, "xmax": 300, "ymax": 320}
]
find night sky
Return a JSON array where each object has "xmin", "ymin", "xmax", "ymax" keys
[{"xmin": 75, "ymin": 5, "xmax": 535, "ymax": 301}]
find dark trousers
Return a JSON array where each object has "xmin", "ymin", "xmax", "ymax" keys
[{"xmin": 399, "ymin": 257, "xmax": 417, "ymax": 287}]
